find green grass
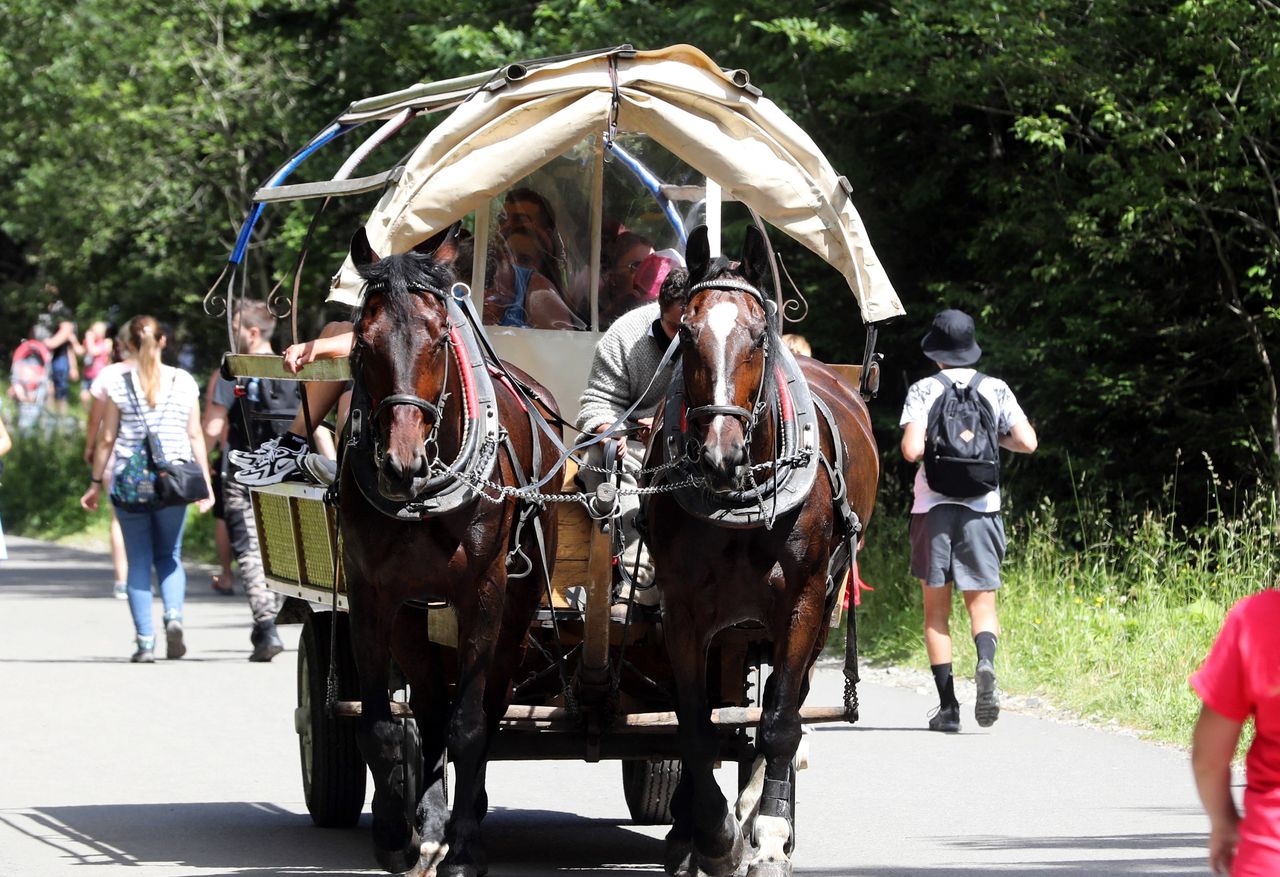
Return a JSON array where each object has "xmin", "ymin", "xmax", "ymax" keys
[{"xmin": 853, "ymin": 489, "xmax": 1277, "ymax": 746}]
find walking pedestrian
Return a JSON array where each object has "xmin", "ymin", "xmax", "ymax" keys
[
  {"xmin": 85, "ymin": 323, "xmax": 135, "ymax": 599},
  {"xmin": 202, "ymin": 300, "xmax": 301, "ymax": 660},
  {"xmin": 80, "ymin": 317, "xmax": 214, "ymax": 663},
  {"xmin": 898, "ymin": 308, "xmax": 1038, "ymax": 732},
  {"xmin": 43, "ymin": 304, "xmax": 83, "ymax": 416},
  {"xmin": 1191, "ymin": 588, "xmax": 1280, "ymax": 876}
]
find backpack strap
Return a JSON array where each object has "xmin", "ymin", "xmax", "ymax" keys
[
  {"xmin": 931, "ymin": 372, "xmax": 954, "ymax": 391},
  {"xmin": 969, "ymin": 372, "xmax": 986, "ymax": 392}
]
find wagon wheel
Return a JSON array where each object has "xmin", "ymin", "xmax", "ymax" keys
[
  {"xmin": 297, "ymin": 611, "xmax": 367, "ymax": 827},
  {"xmin": 621, "ymin": 758, "xmax": 681, "ymax": 825}
]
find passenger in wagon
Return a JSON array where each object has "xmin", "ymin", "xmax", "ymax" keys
[
  {"xmin": 480, "ymin": 230, "xmax": 585, "ymax": 330},
  {"xmin": 498, "ymin": 187, "xmax": 568, "ymax": 299},
  {"xmin": 598, "ymin": 232, "xmax": 654, "ymax": 329},
  {"xmin": 577, "ymin": 253, "xmax": 687, "ymax": 616}
]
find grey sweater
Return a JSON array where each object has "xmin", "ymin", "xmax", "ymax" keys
[{"xmin": 576, "ymin": 302, "xmax": 678, "ymax": 434}]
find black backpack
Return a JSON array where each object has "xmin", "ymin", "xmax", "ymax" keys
[
  {"xmin": 227, "ymin": 377, "xmax": 300, "ymax": 452},
  {"xmin": 923, "ymin": 373, "xmax": 1000, "ymax": 498}
]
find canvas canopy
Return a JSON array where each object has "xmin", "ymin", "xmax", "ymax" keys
[{"xmin": 327, "ymin": 44, "xmax": 903, "ymax": 324}]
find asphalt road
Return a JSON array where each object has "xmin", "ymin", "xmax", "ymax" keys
[{"xmin": 0, "ymin": 535, "xmax": 1215, "ymax": 876}]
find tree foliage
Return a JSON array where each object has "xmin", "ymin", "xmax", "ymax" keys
[{"xmin": 2, "ymin": 0, "xmax": 1277, "ymax": 516}]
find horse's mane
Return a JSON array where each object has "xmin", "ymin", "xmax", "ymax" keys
[{"xmin": 357, "ymin": 251, "xmax": 456, "ymax": 324}]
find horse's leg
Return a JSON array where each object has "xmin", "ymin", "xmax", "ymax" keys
[
  {"xmin": 437, "ymin": 567, "xmax": 507, "ymax": 877},
  {"xmin": 663, "ymin": 596, "xmax": 743, "ymax": 877},
  {"xmin": 349, "ymin": 583, "xmax": 421, "ymax": 874},
  {"xmin": 394, "ymin": 606, "xmax": 452, "ymax": 877},
  {"xmin": 747, "ymin": 577, "xmax": 827, "ymax": 877}
]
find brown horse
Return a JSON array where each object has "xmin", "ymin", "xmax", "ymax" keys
[
  {"xmin": 645, "ymin": 226, "xmax": 878, "ymax": 877},
  {"xmin": 341, "ymin": 226, "xmax": 561, "ymax": 877}
]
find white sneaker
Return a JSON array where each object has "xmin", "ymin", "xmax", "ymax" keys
[
  {"xmin": 113, "ymin": 582, "xmax": 128, "ymax": 600},
  {"xmin": 232, "ymin": 435, "xmax": 309, "ymax": 486},
  {"xmin": 228, "ymin": 434, "xmax": 291, "ymax": 468}
]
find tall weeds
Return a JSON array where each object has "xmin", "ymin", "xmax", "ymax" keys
[{"xmin": 854, "ymin": 480, "xmax": 1278, "ymax": 745}]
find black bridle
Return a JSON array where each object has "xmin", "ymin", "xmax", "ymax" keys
[
  {"xmin": 681, "ymin": 277, "xmax": 778, "ymax": 456},
  {"xmin": 350, "ymin": 282, "xmax": 454, "ymax": 476}
]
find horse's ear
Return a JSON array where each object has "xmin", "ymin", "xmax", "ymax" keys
[
  {"xmin": 410, "ymin": 222, "xmax": 462, "ymax": 264},
  {"xmin": 350, "ymin": 228, "xmax": 379, "ymax": 268},
  {"xmin": 740, "ymin": 224, "xmax": 771, "ymax": 289},
  {"xmin": 685, "ymin": 225, "xmax": 710, "ymax": 282}
]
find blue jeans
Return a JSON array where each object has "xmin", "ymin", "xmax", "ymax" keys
[{"xmin": 116, "ymin": 504, "xmax": 188, "ymax": 639}]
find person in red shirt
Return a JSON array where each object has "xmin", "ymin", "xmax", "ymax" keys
[{"xmin": 1190, "ymin": 589, "xmax": 1280, "ymax": 876}]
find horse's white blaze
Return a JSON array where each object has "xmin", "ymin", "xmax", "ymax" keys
[
  {"xmin": 706, "ymin": 300, "xmax": 741, "ymax": 459},
  {"xmin": 752, "ymin": 814, "xmax": 792, "ymax": 865}
]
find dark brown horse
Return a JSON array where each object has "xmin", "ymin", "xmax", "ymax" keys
[
  {"xmin": 341, "ymin": 226, "xmax": 561, "ymax": 877},
  {"xmin": 645, "ymin": 226, "xmax": 878, "ymax": 877}
]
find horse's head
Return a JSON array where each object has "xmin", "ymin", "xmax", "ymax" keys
[
  {"xmin": 350, "ymin": 224, "xmax": 461, "ymax": 501},
  {"xmin": 679, "ymin": 225, "xmax": 776, "ymax": 490}
]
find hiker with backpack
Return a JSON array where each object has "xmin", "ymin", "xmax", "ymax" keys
[
  {"xmin": 201, "ymin": 300, "xmax": 301, "ymax": 661},
  {"xmin": 899, "ymin": 309, "xmax": 1038, "ymax": 733}
]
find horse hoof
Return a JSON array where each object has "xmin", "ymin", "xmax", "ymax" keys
[
  {"xmin": 696, "ymin": 812, "xmax": 745, "ymax": 877},
  {"xmin": 664, "ymin": 838, "xmax": 696, "ymax": 876},
  {"xmin": 438, "ymin": 865, "xmax": 480, "ymax": 877},
  {"xmin": 376, "ymin": 845, "xmax": 420, "ymax": 875},
  {"xmin": 747, "ymin": 863, "xmax": 791, "ymax": 877}
]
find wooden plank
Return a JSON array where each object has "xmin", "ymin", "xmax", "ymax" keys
[
  {"xmin": 224, "ymin": 353, "xmax": 351, "ymax": 382},
  {"xmin": 332, "ymin": 701, "xmax": 852, "ymax": 729}
]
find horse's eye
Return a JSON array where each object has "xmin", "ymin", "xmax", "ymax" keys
[
  {"xmin": 752, "ymin": 331, "xmax": 768, "ymax": 350},
  {"xmin": 678, "ymin": 324, "xmax": 694, "ymax": 344}
]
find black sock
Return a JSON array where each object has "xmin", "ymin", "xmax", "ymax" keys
[
  {"xmin": 975, "ymin": 631, "xmax": 998, "ymax": 664},
  {"xmin": 283, "ymin": 431, "xmax": 308, "ymax": 451},
  {"xmin": 931, "ymin": 662, "xmax": 958, "ymax": 709}
]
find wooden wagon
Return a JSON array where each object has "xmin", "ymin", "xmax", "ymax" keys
[{"xmin": 213, "ymin": 43, "xmax": 901, "ymax": 837}]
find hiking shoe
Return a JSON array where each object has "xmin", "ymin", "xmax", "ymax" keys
[
  {"xmin": 975, "ymin": 658, "xmax": 1000, "ymax": 727},
  {"xmin": 927, "ymin": 703, "xmax": 961, "ymax": 733},
  {"xmin": 249, "ymin": 620, "xmax": 284, "ymax": 662},
  {"xmin": 231, "ymin": 434, "xmax": 309, "ymax": 486},
  {"xmin": 113, "ymin": 582, "xmax": 128, "ymax": 600},
  {"xmin": 301, "ymin": 453, "xmax": 338, "ymax": 486},
  {"xmin": 165, "ymin": 619, "xmax": 187, "ymax": 660}
]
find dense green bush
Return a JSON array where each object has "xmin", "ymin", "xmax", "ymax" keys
[
  {"xmin": 0, "ymin": 410, "xmax": 217, "ymax": 563},
  {"xmin": 0, "ymin": 422, "xmax": 91, "ymax": 538}
]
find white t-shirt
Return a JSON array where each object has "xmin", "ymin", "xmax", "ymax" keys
[
  {"xmin": 899, "ymin": 368, "xmax": 1027, "ymax": 514},
  {"xmin": 89, "ymin": 360, "xmax": 134, "ymax": 401},
  {"xmin": 106, "ymin": 366, "xmax": 200, "ymax": 474}
]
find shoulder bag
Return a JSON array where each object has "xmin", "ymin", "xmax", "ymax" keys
[{"xmin": 111, "ymin": 373, "xmax": 208, "ymax": 509}]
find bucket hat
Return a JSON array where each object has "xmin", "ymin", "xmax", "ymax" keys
[{"xmin": 921, "ymin": 309, "xmax": 982, "ymax": 366}]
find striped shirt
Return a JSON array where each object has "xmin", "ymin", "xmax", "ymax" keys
[{"xmin": 107, "ymin": 366, "xmax": 199, "ymax": 473}]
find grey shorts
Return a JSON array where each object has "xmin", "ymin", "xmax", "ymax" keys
[{"xmin": 909, "ymin": 505, "xmax": 1006, "ymax": 591}]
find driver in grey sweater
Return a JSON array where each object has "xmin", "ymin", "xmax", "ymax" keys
[{"xmin": 576, "ymin": 256, "xmax": 688, "ymax": 612}]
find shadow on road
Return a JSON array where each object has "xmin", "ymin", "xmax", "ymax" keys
[{"xmin": 0, "ymin": 802, "xmax": 666, "ymax": 875}]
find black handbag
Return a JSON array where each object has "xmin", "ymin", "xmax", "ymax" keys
[{"xmin": 122, "ymin": 374, "xmax": 209, "ymax": 508}]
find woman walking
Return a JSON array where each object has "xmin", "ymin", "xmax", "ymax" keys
[{"xmin": 80, "ymin": 317, "xmax": 214, "ymax": 662}]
